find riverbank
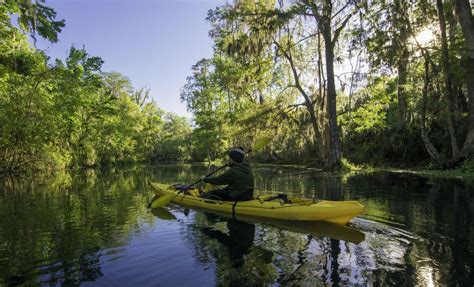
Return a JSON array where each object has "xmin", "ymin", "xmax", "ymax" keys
[
  {"xmin": 255, "ymin": 159, "xmax": 474, "ymax": 181},
  {"xmin": 2, "ymin": 158, "xmax": 473, "ymax": 182},
  {"xmin": 385, "ymin": 167, "xmax": 474, "ymax": 180},
  {"xmin": 354, "ymin": 160, "xmax": 474, "ymax": 181}
]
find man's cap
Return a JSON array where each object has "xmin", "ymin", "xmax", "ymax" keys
[{"xmin": 228, "ymin": 147, "xmax": 245, "ymax": 163}]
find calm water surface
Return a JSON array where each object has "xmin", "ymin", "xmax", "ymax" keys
[{"xmin": 0, "ymin": 164, "xmax": 472, "ymax": 286}]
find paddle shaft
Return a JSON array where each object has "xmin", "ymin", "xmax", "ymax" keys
[{"xmin": 181, "ymin": 164, "xmax": 228, "ymax": 191}]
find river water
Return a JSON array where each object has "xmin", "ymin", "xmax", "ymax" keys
[{"xmin": 0, "ymin": 164, "xmax": 472, "ymax": 286}]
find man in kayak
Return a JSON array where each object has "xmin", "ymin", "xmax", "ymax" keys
[{"xmin": 200, "ymin": 147, "xmax": 254, "ymax": 201}]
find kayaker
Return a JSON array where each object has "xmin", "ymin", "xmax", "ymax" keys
[{"xmin": 200, "ymin": 147, "xmax": 254, "ymax": 201}]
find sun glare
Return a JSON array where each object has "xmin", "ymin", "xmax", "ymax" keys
[{"xmin": 413, "ymin": 28, "xmax": 435, "ymax": 46}]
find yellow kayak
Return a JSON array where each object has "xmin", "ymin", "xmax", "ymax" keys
[{"xmin": 149, "ymin": 182, "xmax": 364, "ymax": 224}]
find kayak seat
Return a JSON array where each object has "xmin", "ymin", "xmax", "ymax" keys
[{"xmin": 171, "ymin": 183, "xmax": 189, "ymax": 190}]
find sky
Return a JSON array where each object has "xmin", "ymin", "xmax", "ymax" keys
[{"xmin": 36, "ymin": 0, "xmax": 226, "ymax": 117}]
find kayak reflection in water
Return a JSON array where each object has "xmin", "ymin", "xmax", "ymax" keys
[{"xmin": 200, "ymin": 147, "xmax": 254, "ymax": 201}]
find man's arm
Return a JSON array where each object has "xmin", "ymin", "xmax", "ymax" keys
[{"xmin": 203, "ymin": 168, "xmax": 235, "ymax": 185}]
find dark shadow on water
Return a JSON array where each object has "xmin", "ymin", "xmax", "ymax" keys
[{"xmin": 200, "ymin": 213, "xmax": 258, "ymax": 268}]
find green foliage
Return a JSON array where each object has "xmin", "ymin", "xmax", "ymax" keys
[
  {"xmin": 339, "ymin": 77, "xmax": 397, "ymax": 134},
  {"xmin": 153, "ymin": 113, "xmax": 192, "ymax": 161},
  {"xmin": 0, "ymin": 4, "xmax": 193, "ymax": 172},
  {"xmin": 0, "ymin": 25, "xmax": 63, "ymax": 171},
  {"xmin": 189, "ymin": 0, "xmax": 474, "ymax": 169},
  {"xmin": 340, "ymin": 78, "xmax": 429, "ymax": 165},
  {"xmin": 181, "ymin": 58, "xmax": 232, "ymax": 161},
  {"xmin": 2, "ymin": 0, "xmax": 65, "ymax": 43},
  {"xmin": 401, "ymin": 158, "xmax": 474, "ymax": 179},
  {"xmin": 3, "ymin": 0, "xmax": 474, "ymax": 172},
  {"xmin": 444, "ymin": 157, "xmax": 474, "ymax": 176},
  {"xmin": 339, "ymin": 158, "xmax": 362, "ymax": 171}
]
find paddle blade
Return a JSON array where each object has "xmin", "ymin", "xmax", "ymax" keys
[
  {"xmin": 151, "ymin": 208, "xmax": 177, "ymax": 220},
  {"xmin": 204, "ymin": 183, "xmax": 216, "ymax": 193},
  {"xmin": 253, "ymin": 136, "xmax": 272, "ymax": 151},
  {"xmin": 150, "ymin": 193, "xmax": 176, "ymax": 208}
]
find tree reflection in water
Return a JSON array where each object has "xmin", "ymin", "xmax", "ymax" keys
[
  {"xmin": 0, "ymin": 165, "xmax": 472, "ymax": 285},
  {"xmin": 179, "ymin": 207, "xmax": 429, "ymax": 286}
]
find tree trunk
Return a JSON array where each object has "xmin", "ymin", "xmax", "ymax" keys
[
  {"xmin": 394, "ymin": 0, "xmax": 409, "ymax": 128},
  {"xmin": 317, "ymin": 33, "xmax": 328, "ymax": 161},
  {"xmin": 436, "ymin": 0, "xmax": 460, "ymax": 158},
  {"xmin": 307, "ymin": 104, "xmax": 323, "ymax": 148},
  {"xmin": 446, "ymin": 5, "xmax": 461, "ymax": 114},
  {"xmin": 420, "ymin": 52, "xmax": 441, "ymax": 160},
  {"xmin": 397, "ymin": 53, "xmax": 408, "ymax": 128},
  {"xmin": 309, "ymin": 0, "xmax": 353, "ymax": 168},
  {"xmin": 455, "ymin": 0, "xmax": 474, "ymax": 157},
  {"xmin": 323, "ymin": 33, "xmax": 342, "ymax": 167}
]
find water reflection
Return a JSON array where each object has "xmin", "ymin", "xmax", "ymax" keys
[
  {"xmin": 177, "ymin": 210, "xmax": 376, "ymax": 285},
  {"xmin": 0, "ymin": 165, "xmax": 472, "ymax": 286},
  {"xmin": 147, "ymin": 205, "xmax": 396, "ymax": 285},
  {"xmin": 0, "ymin": 167, "xmax": 156, "ymax": 286},
  {"xmin": 200, "ymin": 214, "xmax": 257, "ymax": 267},
  {"xmin": 183, "ymin": 212, "xmax": 278, "ymax": 286}
]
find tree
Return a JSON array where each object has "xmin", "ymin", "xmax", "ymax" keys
[
  {"xmin": 2, "ymin": 0, "xmax": 65, "ymax": 43},
  {"xmin": 454, "ymin": 0, "xmax": 474, "ymax": 158},
  {"xmin": 299, "ymin": 0, "xmax": 358, "ymax": 167},
  {"xmin": 202, "ymin": 0, "xmax": 360, "ymax": 168},
  {"xmin": 436, "ymin": 0, "xmax": 460, "ymax": 158},
  {"xmin": 181, "ymin": 59, "xmax": 230, "ymax": 161},
  {"xmin": 0, "ymin": 0, "xmax": 186, "ymax": 172},
  {"xmin": 153, "ymin": 113, "xmax": 192, "ymax": 161}
]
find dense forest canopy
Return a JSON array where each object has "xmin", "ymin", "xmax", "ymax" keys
[
  {"xmin": 1, "ymin": 0, "xmax": 474, "ymax": 172},
  {"xmin": 181, "ymin": 0, "xmax": 474, "ymax": 168},
  {"xmin": 0, "ymin": 0, "xmax": 193, "ymax": 172}
]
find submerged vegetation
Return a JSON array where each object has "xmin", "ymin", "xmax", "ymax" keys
[{"xmin": 1, "ymin": 0, "xmax": 474, "ymax": 173}]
